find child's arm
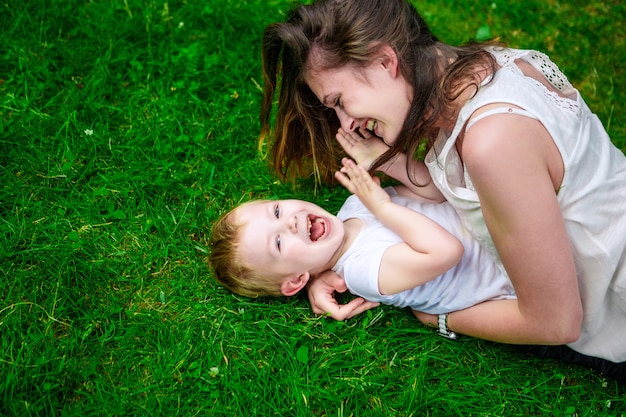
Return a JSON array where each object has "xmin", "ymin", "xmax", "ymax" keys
[
  {"xmin": 335, "ymin": 158, "xmax": 464, "ymax": 295},
  {"xmin": 336, "ymin": 128, "xmax": 445, "ymax": 203}
]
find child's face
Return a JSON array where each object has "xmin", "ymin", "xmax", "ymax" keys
[{"xmin": 236, "ymin": 199, "xmax": 347, "ymax": 281}]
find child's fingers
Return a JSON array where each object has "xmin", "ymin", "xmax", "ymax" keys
[
  {"xmin": 341, "ymin": 157, "xmax": 364, "ymax": 176},
  {"xmin": 342, "ymin": 159, "xmax": 372, "ymax": 183},
  {"xmin": 342, "ymin": 163, "xmax": 367, "ymax": 185},
  {"xmin": 340, "ymin": 157, "xmax": 356, "ymax": 167},
  {"xmin": 338, "ymin": 158, "xmax": 380, "ymax": 195},
  {"xmin": 337, "ymin": 164, "xmax": 362, "ymax": 183},
  {"xmin": 334, "ymin": 170, "xmax": 357, "ymax": 193}
]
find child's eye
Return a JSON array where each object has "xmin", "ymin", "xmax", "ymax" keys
[
  {"xmin": 276, "ymin": 235, "xmax": 281, "ymax": 252},
  {"xmin": 334, "ymin": 96, "xmax": 341, "ymax": 107},
  {"xmin": 274, "ymin": 204, "xmax": 280, "ymax": 219}
]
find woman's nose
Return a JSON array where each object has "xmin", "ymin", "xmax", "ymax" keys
[{"xmin": 336, "ymin": 108, "xmax": 356, "ymax": 132}]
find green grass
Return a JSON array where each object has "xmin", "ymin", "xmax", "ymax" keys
[{"xmin": 1, "ymin": 0, "xmax": 625, "ymax": 415}]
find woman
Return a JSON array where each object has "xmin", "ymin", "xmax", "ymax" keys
[{"xmin": 258, "ymin": 0, "xmax": 626, "ymax": 379}]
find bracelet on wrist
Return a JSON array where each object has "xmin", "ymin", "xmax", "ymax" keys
[{"xmin": 437, "ymin": 313, "xmax": 458, "ymax": 340}]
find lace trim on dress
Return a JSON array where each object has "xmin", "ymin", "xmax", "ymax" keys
[{"xmin": 491, "ymin": 48, "xmax": 580, "ymax": 116}]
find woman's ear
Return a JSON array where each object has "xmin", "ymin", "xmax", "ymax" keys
[
  {"xmin": 280, "ymin": 272, "xmax": 310, "ymax": 297},
  {"xmin": 377, "ymin": 44, "xmax": 399, "ymax": 78}
]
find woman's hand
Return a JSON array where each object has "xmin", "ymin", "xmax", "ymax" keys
[
  {"xmin": 336, "ymin": 128, "xmax": 445, "ymax": 204},
  {"xmin": 336, "ymin": 128, "xmax": 389, "ymax": 171},
  {"xmin": 307, "ymin": 270, "xmax": 379, "ymax": 321}
]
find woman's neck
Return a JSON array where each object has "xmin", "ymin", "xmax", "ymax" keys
[{"xmin": 437, "ymin": 62, "xmax": 494, "ymax": 133}]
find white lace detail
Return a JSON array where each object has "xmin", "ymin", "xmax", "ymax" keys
[
  {"xmin": 530, "ymin": 52, "xmax": 572, "ymax": 90},
  {"xmin": 491, "ymin": 48, "xmax": 580, "ymax": 116}
]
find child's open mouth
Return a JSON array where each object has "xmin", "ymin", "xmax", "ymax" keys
[{"xmin": 307, "ymin": 215, "xmax": 328, "ymax": 242}]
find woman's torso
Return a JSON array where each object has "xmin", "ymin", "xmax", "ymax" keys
[{"xmin": 425, "ymin": 47, "xmax": 626, "ymax": 362}]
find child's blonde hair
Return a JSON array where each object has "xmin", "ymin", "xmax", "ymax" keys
[{"xmin": 208, "ymin": 201, "xmax": 284, "ymax": 298}]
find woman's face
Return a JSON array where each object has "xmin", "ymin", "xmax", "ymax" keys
[{"xmin": 305, "ymin": 49, "xmax": 412, "ymax": 145}]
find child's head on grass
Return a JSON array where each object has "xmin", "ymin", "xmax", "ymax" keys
[
  {"xmin": 209, "ymin": 200, "xmax": 284, "ymax": 298},
  {"xmin": 208, "ymin": 198, "xmax": 346, "ymax": 298}
]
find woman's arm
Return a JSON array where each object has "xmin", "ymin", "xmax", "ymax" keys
[
  {"xmin": 336, "ymin": 158, "xmax": 464, "ymax": 294},
  {"xmin": 456, "ymin": 112, "xmax": 582, "ymax": 344},
  {"xmin": 413, "ymin": 299, "xmax": 542, "ymax": 344}
]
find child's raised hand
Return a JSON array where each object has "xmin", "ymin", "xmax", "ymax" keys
[
  {"xmin": 336, "ymin": 128, "xmax": 389, "ymax": 171},
  {"xmin": 335, "ymin": 158, "xmax": 391, "ymax": 214}
]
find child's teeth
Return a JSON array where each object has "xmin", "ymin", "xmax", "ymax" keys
[
  {"xmin": 366, "ymin": 119, "xmax": 377, "ymax": 131},
  {"xmin": 308, "ymin": 217, "xmax": 327, "ymax": 241}
]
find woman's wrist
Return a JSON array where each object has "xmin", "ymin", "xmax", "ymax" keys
[{"xmin": 437, "ymin": 313, "xmax": 458, "ymax": 340}]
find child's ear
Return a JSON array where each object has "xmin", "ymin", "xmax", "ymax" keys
[{"xmin": 280, "ymin": 272, "xmax": 310, "ymax": 297}]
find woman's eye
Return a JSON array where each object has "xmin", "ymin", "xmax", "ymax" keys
[
  {"xmin": 334, "ymin": 97, "xmax": 341, "ymax": 107},
  {"xmin": 276, "ymin": 235, "xmax": 281, "ymax": 252},
  {"xmin": 274, "ymin": 204, "xmax": 280, "ymax": 219}
]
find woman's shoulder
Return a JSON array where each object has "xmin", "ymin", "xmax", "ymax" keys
[{"xmin": 487, "ymin": 46, "xmax": 575, "ymax": 94}]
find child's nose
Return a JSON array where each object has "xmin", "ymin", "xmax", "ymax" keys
[{"xmin": 287, "ymin": 215, "xmax": 298, "ymax": 233}]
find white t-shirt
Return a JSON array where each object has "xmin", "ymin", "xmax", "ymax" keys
[{"xmin": 332, "ymin": 188, "xmax": 515, "ymax": 314}]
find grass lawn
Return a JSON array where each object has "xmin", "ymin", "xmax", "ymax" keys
[{"xmin": 1, "ymin": 0, "xmax": 625, "ymax": 415}]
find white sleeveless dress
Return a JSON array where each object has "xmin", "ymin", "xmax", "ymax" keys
[{"xmin": 425, "ymin": 47, "xmax": 626, "ymax": 362}]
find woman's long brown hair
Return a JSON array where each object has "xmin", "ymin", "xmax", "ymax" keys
[{"xmin": 259, "ymin": 0, "xmax": 498, "ymax": 185}]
